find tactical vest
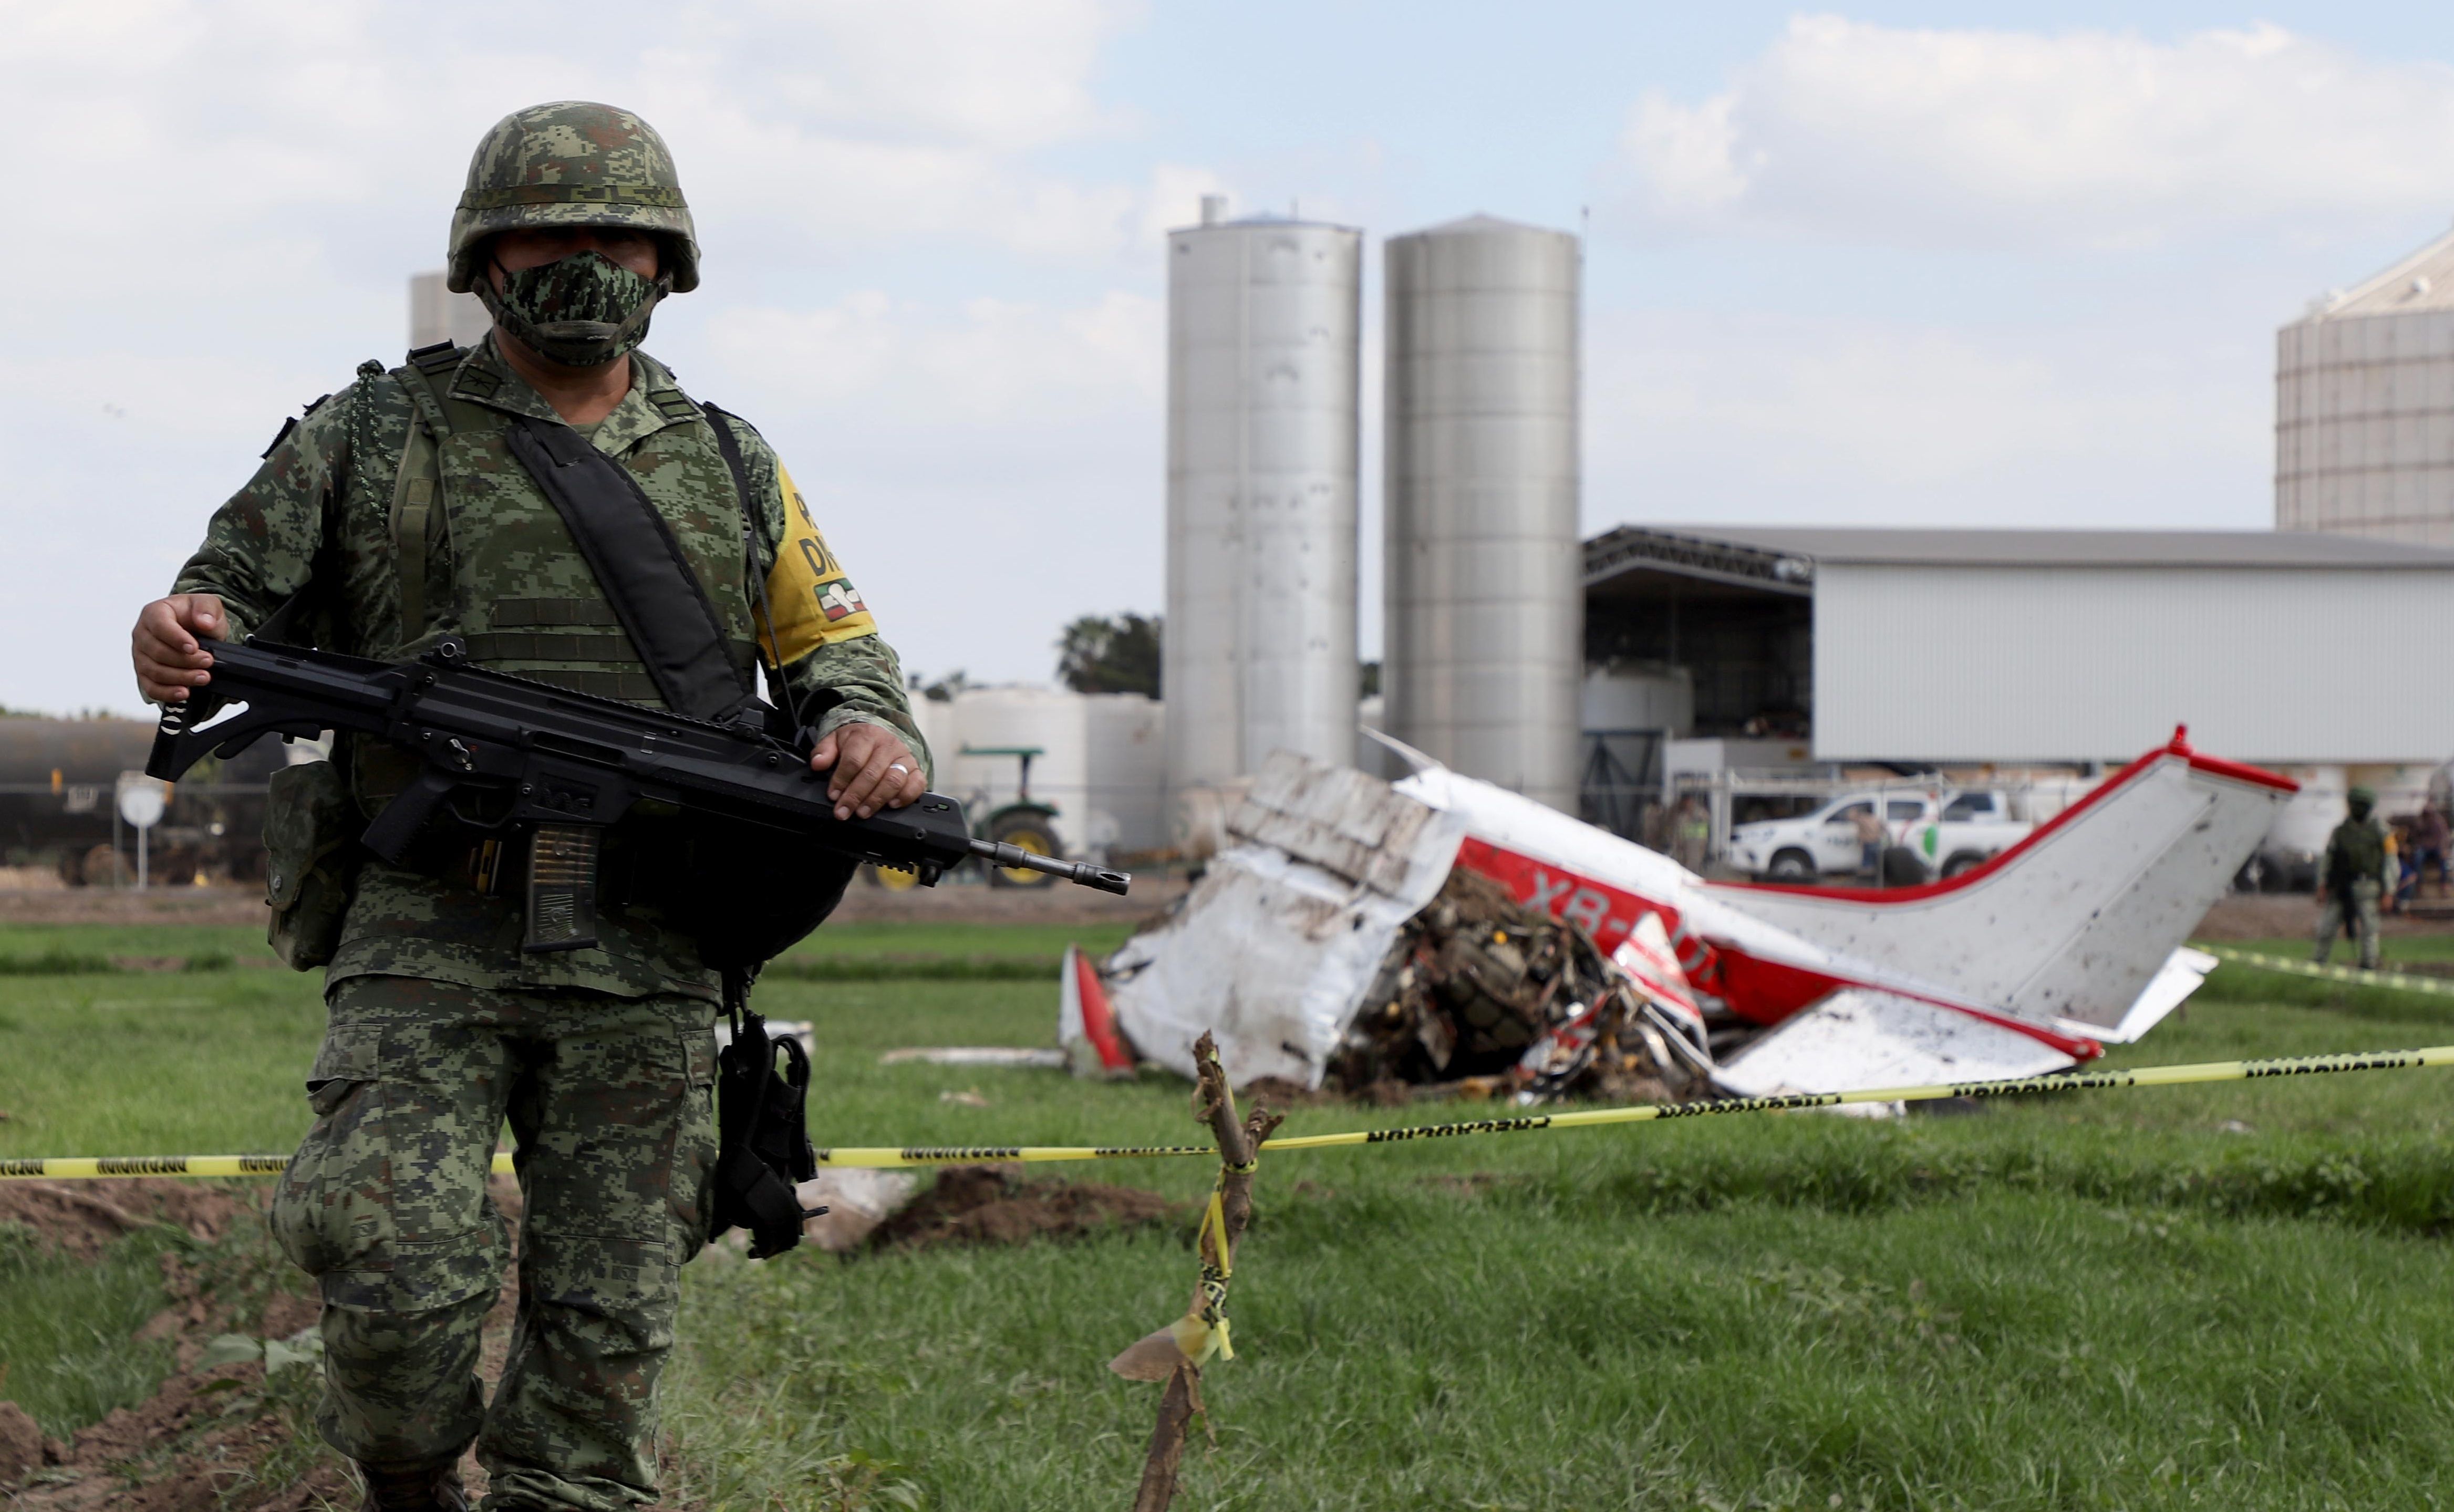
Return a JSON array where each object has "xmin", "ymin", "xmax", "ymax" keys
[{"xmin": 381, "ymin": 340, "xmax": 762, "ymax": 702}]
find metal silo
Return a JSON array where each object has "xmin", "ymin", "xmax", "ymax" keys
[
  {"xmin": 1384, "ymin": 214, "xmax": 1582, "ymax": 810},
  {"xmin": 1164, "ymin": 198, "xmax": 1362, "ymax": 803},
  {"xmin": 2278, "ymin": 226, "xmax": 2454, "ymax": 545}
]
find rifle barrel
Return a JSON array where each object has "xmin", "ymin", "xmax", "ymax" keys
[{"xmin": 968, "ymin": 839, "xmax": 1131, "ymax": 895}]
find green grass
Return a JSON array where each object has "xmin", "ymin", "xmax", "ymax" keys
[
  {"xmin": 0, "ymin": 1220, "xmax": 183, "ymax": 1436},
  {"xmin": 15, "ymin": 921, "xmax": 2454, "ymax": 1506},
  {"xmin": 0, "ymin": 966, "xmax": 328, "ymax": 1159},
  {"xmin": 0, "ymin": 921, "xmax": 271, "ymax": 963}
]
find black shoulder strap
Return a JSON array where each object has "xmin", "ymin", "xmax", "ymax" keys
[
  {"xmin": 700, "ymin": 403, "xmax": 810, "ymax": 728},
  {"xmin": 502, "ymin": 415, "xmax": 752, "ymax": 721}
]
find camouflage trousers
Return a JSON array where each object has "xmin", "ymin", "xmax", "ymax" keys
[
  {"xmin": 271, "ymin": 975, "xmax": 718, "ymax": 1510},
  {"xmin": 2312, "ymin": 878, "xmax": 2384, "ymax": 971}
]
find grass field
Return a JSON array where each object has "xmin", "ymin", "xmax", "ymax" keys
[{"xmin": 9, "ymin": 925, "xmax": 2454, "ymax": 1507}]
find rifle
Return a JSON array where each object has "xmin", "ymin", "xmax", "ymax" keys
[{"xmin": 147, "ymin": 634, "xmax": 1130, "ymax": 961}]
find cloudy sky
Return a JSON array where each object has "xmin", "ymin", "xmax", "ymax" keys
[{"xmin": 7, "ymin": 0, "xmax": 2454, "ymax": 714}]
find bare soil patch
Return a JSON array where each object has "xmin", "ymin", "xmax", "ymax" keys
[
  {"xmin": 2194, "ymin": 893, "xmax": 2454, "ymax": 940},
  {"xmin": 0, "ymin": 886, "xmax": 269, "ymax": 928},
  {"xmin": 8, "ymin": 1362, "xmax": 351, "ymax": 1512},
  {"xmin": 868, "ymin": 1164, "xmax": 1181, "ymax": 1251},
  {"xmin": 0, "ymin": 1179, "xmax": 254, "ymax": 1260},
  {"xmin": 0, "ymin": 1174, "xmax": 611, "ymax": 1512}
]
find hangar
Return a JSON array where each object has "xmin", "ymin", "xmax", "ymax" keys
[{"xmin": 1582, "ymin": 525, "xmax": 2454, "ymax": 767}]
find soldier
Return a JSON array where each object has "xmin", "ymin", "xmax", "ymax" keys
[
  {"xmin": 2313, "ymin": 785, "xmax": 2387, "ymax": 971},
  {"xmin": 127, "ymin": 103, "xmax": 929, "ymax": 1510}
]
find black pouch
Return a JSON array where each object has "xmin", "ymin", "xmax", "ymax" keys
[
  {"xmin": 263, "ymin": 758, "xmax": 360, "ymax": 970},
  {"xmin": 708, "ymin": 983, "xmax": 824, "ymax": 1258}
]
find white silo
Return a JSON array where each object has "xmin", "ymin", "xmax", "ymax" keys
[
  {"xmin": 1164, "ymin": 198, "xmax": 1363, "ymax": 804},
  {"xmin": 409, "ymin": 272, "xmax": 491, "ymax": 349},
  {"xmin": 1383, "ymin": 215, "xmax": 1582, "ymax": 811},
  {"xmin": 2278, "ymin": 225, "xmax": 2454, "ymax": 545}
]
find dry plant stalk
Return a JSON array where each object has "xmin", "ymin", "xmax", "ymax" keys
[{"xmin": 1125, "ymin": 1031, "xmax": 1282, "ymax": 1512}]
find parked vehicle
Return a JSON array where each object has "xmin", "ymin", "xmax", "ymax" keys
[{"xmin": 1725, "ymin": 788, "xmax": 2032, "ymax": 883}]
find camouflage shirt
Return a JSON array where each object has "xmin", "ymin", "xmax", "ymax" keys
[{"xmin": 173, "ymin": 336, "xmax": 927, "ymax": 1001}]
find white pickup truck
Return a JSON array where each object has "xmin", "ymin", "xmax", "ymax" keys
[{"xmin": 1725, "ymin": 789, "xmax": 2032, "ymax": 883}]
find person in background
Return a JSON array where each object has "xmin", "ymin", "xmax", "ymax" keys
[
  {"xmin": 1849, "ymin": 803, "xmax": 1884, "ymax": 882},
  {"xmin": 2417, "ymin": 802, "xmax": 2450, "ymax": 900},
  {"xmin": 2313, "ymin": 785, "xmax": 2388, "ymax": 970}
]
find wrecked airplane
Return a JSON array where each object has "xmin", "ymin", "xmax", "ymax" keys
[{"xmin": 1063, "ymin": 728, "xmax": 2294, "ymax": 1101}]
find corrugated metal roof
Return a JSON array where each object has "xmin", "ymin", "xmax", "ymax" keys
[
  {"xmin": 1585, "ymin": 525, "xmax": 2454, "ymax": 587},
  {"xmin": 2291, "ymin": 224, "xmax": 2454, "ymax": 320}
]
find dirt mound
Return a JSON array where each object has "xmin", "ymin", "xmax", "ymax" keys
[
  {"xmin": 6, "ymin": 1363, "xmax": 351, "ymax": 1512},
  {"xmin": 0, "ymin": 1179, "xmax": 257, "ymax": 1258},
  {"xmin": 0, "ymin": 1175, "xmax": 548, "ymax": 1511},
  {"xmin": 869, "ymin": 1164, "xmax": 1181, "ymax": 1251}
]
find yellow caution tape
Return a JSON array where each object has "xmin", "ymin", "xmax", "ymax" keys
[
  {"xmin": 13, "ymin": 1045, "xmax": 2452, "ymax": 1180},
  {"xmin": 2200, "ymin": 945, "xmax": 2454, "ymax": 998}
]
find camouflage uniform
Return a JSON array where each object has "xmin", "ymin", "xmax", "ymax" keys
[
  {"xmin": 169, "ymin": 102, "xmax": 925, "ymax": 1508},
  {"xmin": 2313, "ymin": 793, "xmax": 2387, "ymax": 971}
]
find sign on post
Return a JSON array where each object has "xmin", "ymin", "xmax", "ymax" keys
[{"xmin": 115, "ymin": 773, "xmax": 169, "ymax": 890}]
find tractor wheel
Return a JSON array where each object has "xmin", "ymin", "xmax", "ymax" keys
[
  {"xmin": 864, "ymin": 862, "xmax": 923, "ymax": 892},
  {"xmin": 987, "ymin": 813, "xmax": 1060, "ymax": 888}
]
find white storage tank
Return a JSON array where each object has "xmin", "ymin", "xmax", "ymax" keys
[
  {"xmin": 1164, "ymin": 198, "xmax": 1363, "ymax": 804},
  {"xmin": 940, "ymin": 687, "xmax": 1091, "ymax": 852},
  {"xmin": 2277, "ymin": 226, "xmax": 2454, "ymax": 545},
  {"xmin": 1082, "ymin": 693, "xmax": 1167, "ymax": 858},
  {"xmin": 1384, "ymin": 214, "xmax": 1583, "ymax": 810},
  {"xmin": 409, "ymin": 271, "xmax": 491, "ymax": 349}
]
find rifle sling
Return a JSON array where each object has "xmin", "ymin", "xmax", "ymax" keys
[{"xmin": 502, "ymin": 414, "xmax": 750, "ymax": 722}]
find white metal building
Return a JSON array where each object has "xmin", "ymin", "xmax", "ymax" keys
[
  {"xmin": 1584, "ymin": 526, "xmax": 2454, "ymax": 765},
  {"xmin": 2277, "ymin": 224, "xmax": 2454, "ymax": 545}
]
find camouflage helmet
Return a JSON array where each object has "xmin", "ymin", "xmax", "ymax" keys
[
  {"xmin": 2349, "ymin": 785, "xmax": 2377, "ymax": 810},
  {"xmin": 447, "ymin": 101, "xmax": 700, "ymax": 295}
]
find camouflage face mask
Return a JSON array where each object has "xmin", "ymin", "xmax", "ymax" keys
[{"xmin": 483, "ymin": 249, "xmax": 668, "ymax": 368}]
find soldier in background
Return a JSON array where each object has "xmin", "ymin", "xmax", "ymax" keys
[
  {"xmin": 129, "ymin": 103, "xmax": 928, "ymax": 1511},
  {"xmin": 2313, "ymin": 785, "xmax": 2388, "ymax": 970}
]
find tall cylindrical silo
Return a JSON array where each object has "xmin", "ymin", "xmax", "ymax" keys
[
  {"xmin": 2278, "ymin": 226, "xmax": 2454, "ymax": 546},
  {"xmin": 1165, "ymin": 202, "xmax": 1362, "ymax": 802},
  {"xmin": 1384, "ymin": 214, "xmax": 1582, "ymax": 810}
]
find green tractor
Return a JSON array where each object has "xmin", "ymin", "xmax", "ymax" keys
[
  {"xmin": 962, "ymin": 745, "xmax": 1066, "ymax": 887},
  {"xmin": 866, "ymin": 744, "xmax": 1068, "ymax": 891}
]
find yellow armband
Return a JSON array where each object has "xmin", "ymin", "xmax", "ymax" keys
[{"xmin": 755, "ymin": 463, "xmax": 877, "ymax": 665}]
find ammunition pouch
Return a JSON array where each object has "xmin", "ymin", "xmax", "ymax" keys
[
  {"xmin": 262, "ymin": 759, "xmax": 361, "ymax": 970},
  {"xmin": 708, "ymin": 996, "xmax": 822, "ymax": 1258}
]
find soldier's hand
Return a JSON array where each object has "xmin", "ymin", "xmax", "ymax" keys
[
  {"xmin": 809, "ymin": 723, "xmax": 926, "ymax": 821},
  {"xmin": 132, "ymin": 594, "xmax": 227, "ymax": 704}
]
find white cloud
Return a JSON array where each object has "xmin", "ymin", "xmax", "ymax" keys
[
  {"xmin": 0, "ymin": 0, "xmax": 1196, "ymax": 714},
  {"xmin": 705, "ymin": 289, "xmax": 1162, "ymax": 420},
  {"xmin": 1622, "ymin": 16, "xmax": 2454, "ymax": 247},
  {"xmin": 1586, "ymin": 308, "xmax": 2270, "ymax": 529}
]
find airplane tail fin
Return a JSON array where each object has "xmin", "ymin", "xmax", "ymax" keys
[{"xmin": 1706, "ymin": 730, "xmax": 2294, "ymax": 1035}]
